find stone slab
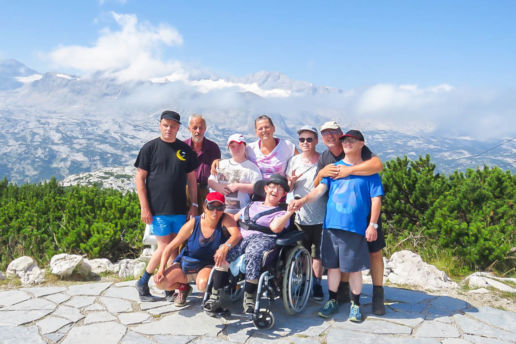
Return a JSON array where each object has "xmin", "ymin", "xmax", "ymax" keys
[
  {"xmin": 21, "ymin": 286, "xmax": 66, "ymax": 297},
  {"xmin": 414, "ymin": 320, "xmax": 460, "ymax": 338},
  {"xmin": 0, "ymin": 325, "xmax": 45, "ymax": 344},
  {"xmin": 66, "ymin": 282, "xmax": 112, "ymax": 296},
  {"xmin": 0, "ymin": 290, "xmax": 31, "ymax": 307},
  {"xmin": 36, "ymin": 315, "xmax": 72, "ymax": 334},
  {"xmin": 53, "ymin": 305, "xmax": 85, "ymax": 322},
  {"xmin": 139, "ymin": 300, "xmax": 171, "ymax": 310},
  {"xmin": 84, "ymin": 303, "xmax": 105, "ymax": 312},
  {"xmin": 4, "ymin": 297, "xmax": 57, "ymax": 311},
  {"xmin": 0, "ymin": 309, "xmax": 53, "ymax": 326},
  {"xmin": 118, "ymin": 311, "xmax": 151, "ymax": 325},
  {"xmin": 466, "ymin": 306, "xmax": 516, "ymax": 334},
  {"xmin": 104, "ymin": 286, "xmax": 140, "ymax": 301},
  {"xmin": 83, "ymin": 311, "xmax": 117, "ymax": 324},
  {"xmin": 153, "ymin": 334, "xmax": 197, "ymax": 344},
  {"xmin": 454, "ymin": 313, "xmax": 515, "ymax": 343},
  {"xmin": 62, "ymin": 321, "xmax": 126, "ymax": 344},
  {"xmin": 120, "ymin": 330, "xmax": 155, "ymax": 344},
  {"xmin": 45, "ymin": 292, "xmax": 71, "ymax": 304},
  {"xmin": 327, "ymin": 327, "xmax": 440, "ymax": 344},
  {"xmin": 64, "ymin": 295, "xmax": 96, "ymax": 308},
  {"xmin": 100, "ymin": 296, "xmax": 133, "ymax": 313},
  {"xmin": 333, "ymin": 318, "xmax": 413, "ymax": 335}
]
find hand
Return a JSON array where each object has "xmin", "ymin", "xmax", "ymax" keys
[
  {"xmin": 187, "ymin": 205, "xmax": 198, "ymax": 219},
  {"xmin": 287, "ymin": 169, "xmax": 300, "ymax": 186},
  {"xmin": 224, "ymin": 183, "xmax": 238, "ymax": 193},
  {"xmin": 320, "ymin": 164, "xmax": 340, "ymax": 179},
  {"xmin": 214, "ymin": 246, "xmax": 228, "ymax": 266},
  {"xmin": 288, "ymin": 199, "xmax": 303, "ymax": 212},
  {"xmin": 154, "ymin": 269, "xmax": 165, "ymax": 284},
  {"xmin": 365, "ymin": 225, "xmax": 378, "ymax": 242},
  {"xmin": 334, "ymin": 165, "xmax": 352, "ymax": 179},
  {"xmin": 210, "ymin": 159, "xmax": 221, "ymax": 175},
  {"xmin": 141, "ymin": 207, "xmax": 153, "ymax": 225}
]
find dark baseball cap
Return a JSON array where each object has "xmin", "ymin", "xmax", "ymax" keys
[
  {"xmin": 340, "ymin": 129, "xmax": 364, "ymax": 141},
  {"xmin": 160, "ymin": 110, "xmax": 181, "ymax": 124}
]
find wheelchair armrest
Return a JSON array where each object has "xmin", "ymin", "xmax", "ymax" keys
[{"xmin": 275, "ymin": 230, "xmax": 305, "ymax": 246}]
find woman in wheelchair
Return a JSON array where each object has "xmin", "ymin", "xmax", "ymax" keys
[
  {"xmin": 204, "ymin": 173, "xmax": 296, "ymax": 314},
  {"xmin": 153, "ymin": 192, "xmax": 241, "ymax": 306}
]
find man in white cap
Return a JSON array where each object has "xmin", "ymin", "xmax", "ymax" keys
[
  {"xmin": 208, "ymin": 134, "xmax": 262, "ymax": 214},
  {"xmin": 314, "ymin": 121, "xmax": 386, "ymax": 316}
]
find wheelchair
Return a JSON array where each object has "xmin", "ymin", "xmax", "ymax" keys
[{"xmin": 202, "ymin": 220, "xmax": 313, "ymax": 329}]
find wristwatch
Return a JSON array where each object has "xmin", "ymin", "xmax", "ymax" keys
[
  {"xmin": 369, "ymin": 223, "xmax": 378, "ymax": 229},
  {"xmin": 224, "ymin": 242, "xmax": 232, "ymax": 248},
  {"xmin": 191, "ymin": 202, "xmax": 199, "ymax": 207}
]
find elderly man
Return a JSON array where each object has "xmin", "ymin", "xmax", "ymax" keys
[
  {"xmin": 314, "ymin": 121, "xmax": 386, "ymax": 316},
  {"xmin": 134, "ymin": 110, "xmax": 199, "ymax": 301},
  {"xmin": 208, "ymin": 133, "xmax": 262, "ymax": 214},
  {"xmin": 291, "ymin": 130, "xmax": 384, "ymax": 322},
  {"xmin": 185, "ymin": 114, "xmax": 221, "ymax": 212}
]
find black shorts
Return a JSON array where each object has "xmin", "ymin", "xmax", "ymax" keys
[
  {"xmin": 296, "ymin": 223, "xmax": 323, "ymax": 259},
  {"xmin": 367, "ymin": 214, "xmax": 386, "ymax": 253}
]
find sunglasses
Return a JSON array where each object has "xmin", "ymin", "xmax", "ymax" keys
[
  {"xmin": 298, "ymin": 137, "xmax": 314, "ymax": 143},
  {"xmin": 341, "ymin": 137, "xmax": 358, "ymax": 144},
  {"xmin": 321, "ymin": 129, "xmax": 341, "ymax": 136},
  {"xmin": 206, "ymin": 203, "xmax": 225, "ymax": 211}
]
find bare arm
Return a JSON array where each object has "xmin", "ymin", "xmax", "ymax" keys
[
  {"xmin": 313, "ymin": 164, "xmax": 340, "ymax": 187},
  {"xmin": 210, "ymin": 159, "xmax": 221, "ymax": 175},
  {"xmin": 186, "ymin": 171, "xmax": 198, "ymax": 218},
  {"xmin": 135, "ymin": 168, "xmax": 152, "ymax": 224},
  {"xmin": 269, "ymin": 208, "xmax": 295, "ymax": 233},
  {"xmin": 290, "ymin": 183, "xmax": 328, "ymax": 210},
  {"xmin": 207, "ymin": 178, "xmax": 228, "ymax": 195},
  {"xmin": 213, "ymin": 215, "xmax": 242, "ymax": 266},
  {"xmin": 336, "ymin": 156, "xmax": 383, "ymax": 179},
  {"xmin": 365, "ymin": 196, "xmax": 382, "ymax": 242}
]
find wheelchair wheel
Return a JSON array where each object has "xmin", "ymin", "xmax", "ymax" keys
[
  {"xmin": 253, "ymin": 308, "xmax": 275, "ymax": 329},
  {"xmin": 223, "ymin": 283, "xmax": 243, "ymax": 303},
  {"xmin": 282, "ymin": 245, "xmax": 312, "ymax": 315}
]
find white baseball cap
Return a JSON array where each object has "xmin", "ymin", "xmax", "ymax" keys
[
  {"xmin": 320, "ymin": 121, "xmax": 341, "ymax": 132},
  {"xmin": 227, "ymin": 133, "xmax": 246, "ymax": 145}
]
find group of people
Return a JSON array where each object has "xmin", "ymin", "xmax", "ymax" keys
[{"xmin": 134, "ymin": 110, "xmax": 385, "ymax": 323}]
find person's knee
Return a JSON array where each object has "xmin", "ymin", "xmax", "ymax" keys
[{"xmin": 197, "ymin": 279, "xmax": 208, "ymax": 292}]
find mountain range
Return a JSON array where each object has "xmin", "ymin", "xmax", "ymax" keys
[{"xmin": 0, "ymin": 59, "xmax": 514, "ymax": 185}]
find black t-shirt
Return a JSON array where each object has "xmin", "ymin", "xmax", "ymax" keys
[
  {"xmin": 134, "ymin": 137, "xmax": 199, "ymax": 215},
  {"xmin": 316, "ymin": 145, "xmax": 375, "ymax": 175}
]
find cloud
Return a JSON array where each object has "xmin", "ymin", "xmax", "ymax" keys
[{"xmin": 48, "ymin": 12, "xmax": 183, "ymax": 81}]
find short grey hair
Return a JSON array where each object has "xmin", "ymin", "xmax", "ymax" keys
[{"xmin": 188, "ymin": 114, "xmax": 206, "ymax": 127}]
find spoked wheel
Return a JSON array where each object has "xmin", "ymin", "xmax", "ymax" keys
[
  {"xmin": 253, "ymin": 308, "xmax": 275, "ymax": 329},
  {"xmin": 282, "ymin": 245, "xmax": 312, "ymax": 315},
  {"xmin": 223, "ymin": 283, "xmax": 243, "ymax": 303}
]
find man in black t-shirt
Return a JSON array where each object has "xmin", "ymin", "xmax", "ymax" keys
[
  {"xmin": 134, "ymin": 110, "xmax": 199, "ymax": 301},
  {"xmin": 314, "ymin": 121, "xmax": 387, "ymax": 316}
]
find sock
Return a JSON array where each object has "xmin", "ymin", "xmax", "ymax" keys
[
  {"xmin": 138, "ymin": 270, "xmax": 151, "ymax": 285},
  {"xmin": 329, "ymin": 290, "xmax": 338, "ymax": 301},
  {"xmin": 212, "ymin": 270, "xmax": 229, "ymax": 290},
  {"xmin": 313, "ymin": 277, "xmax": 322, "ymax": 286},
  {"xmin": 373, "ymin": 285, "xmax": 383, "ymax": 294},
  {"xmin": 244, "ymin": 281, "xmax": 257, "ymax": 294},
  {"xmin": 352, "ymin": 293, "xmax": 361, "ymax": 305}
]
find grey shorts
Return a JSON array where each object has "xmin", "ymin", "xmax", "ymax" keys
[{"xmin": 321, "ymin": 229, "xmax": 370, "ymax": 273}]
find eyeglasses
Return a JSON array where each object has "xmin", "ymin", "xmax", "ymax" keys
[
  {"xmin": 321, "ymin": 129, "xmax": 341, "ymax": 136},
  {"xmin": 341, "ymin": 137, "xmax": 358, "ymax": 144},
  {"xmin": 206, "ymin": 203, "xmax": 225, "ymax": 211},
  {"xmin": 298, "ymin": 137, "xmax": 314, "ymax": 143}
]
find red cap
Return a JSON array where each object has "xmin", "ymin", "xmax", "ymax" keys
[{"xmin": 205, "ymin": 192, "xmax": 225, "ymax": 204}]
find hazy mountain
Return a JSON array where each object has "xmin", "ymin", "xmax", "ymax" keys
[{"xmin": 0, "ymin": 59, "xmax": 514, "ymax": 184}]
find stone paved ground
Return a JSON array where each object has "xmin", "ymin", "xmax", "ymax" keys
[{"xmin": 1, "ymin": 280, "xmax": 515, "ymax": 344}]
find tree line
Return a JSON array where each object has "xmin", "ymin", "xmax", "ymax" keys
[{"xmin": 1, "ymin": 155, "xmax": 514, "ymax": 276}]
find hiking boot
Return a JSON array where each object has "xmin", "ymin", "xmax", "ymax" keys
[
  {"xmin": 243, "ymin": 292, "xmax": 256, "ymax": 314},
  {"xmin": 312, "ymin": 284, "xmax": 324, "ymax": 301},
  {"xmin": 203, "ymin": 289, "xmax": 223, "ymax": 314},
  {"xmin": 165, "ymin": 290, "xmax": 177, "ymax": 302},
  {"xmin": 135, "ymin": 282, "xmax": 155, "ymax": 302},
  {"xmin": 348, "ymin": 301, "xmax": 362, "ymax": 322},
  {"xmin": 318, "ymin": 299, "xmax": 338, "ymax": 318},
  {"xmin": 337, "ymin": 282, "xmax": 350, "ymax": 305},
  {"xmin": 174, "ymin": 284, "xmax": 192, "ymax": 307},
  {"xmin": 372, "ymin": 286, "xmax": 386, "ymax": 315}
]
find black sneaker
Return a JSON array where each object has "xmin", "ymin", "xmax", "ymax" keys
[
  {"xmin": 337, "ymin": 282, "xmax": 351, "ymax": 305},
  {"xmin": 312, "ymin": 284, "xmax": 324, "ymax": 301},
  {"xmin": 136, "ymin": 282, "xmax": 155, "ymax": 302},
  {"xmin": 372, "ymin": 286, "xmax": 386, "ymax": 315},
  {"xmin": 165, "ymin": 290, "xmax": 177, "ymax": 302}
]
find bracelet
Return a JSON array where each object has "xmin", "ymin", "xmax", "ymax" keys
[{"xmin": 191, "ymin": 202, "xmax": 198, "ymax": 207}]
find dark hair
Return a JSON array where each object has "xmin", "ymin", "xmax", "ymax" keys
[{"xmin": 254, "ymin": 115, "xmax": 274, "ymax": 129}]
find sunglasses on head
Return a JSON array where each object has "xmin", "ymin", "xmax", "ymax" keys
[
  {"xmin": 206, "ymin": 202, "xmax": 225, "ymax": 211},
  {"xmin": 299, "ymin": 137, "xmax": 314, "ymax": 143}
]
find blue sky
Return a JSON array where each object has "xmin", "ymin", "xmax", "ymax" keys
[{"xmin": 2, "ymin": 0, "xmax": 516, "ymax": 89}]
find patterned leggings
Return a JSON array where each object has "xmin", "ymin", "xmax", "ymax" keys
[{"xmin": 226, "ymin": 232, "xmax": 276, "ymax": 280}]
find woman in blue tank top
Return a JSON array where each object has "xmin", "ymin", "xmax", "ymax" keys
[{"xmin": 154, "ymin": 192, "xmax": 241, "ymax": 306}]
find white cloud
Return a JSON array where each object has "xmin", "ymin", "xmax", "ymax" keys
[{"xmin": 48, "ymin": 12, "xmax": 183, "ymax": 81}]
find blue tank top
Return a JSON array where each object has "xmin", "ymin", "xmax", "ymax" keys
[{"xmin": 175, "ymin": 215, "xmax": 225, "ymax": 265}]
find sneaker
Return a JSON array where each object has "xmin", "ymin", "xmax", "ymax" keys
[
  {"xmin": 337, "ymin": 282, "xmax": 350, "ymax": 305},
  {"xmin": 165, "ymin": 290, "xmax": 177, "ymax": 302},
  {"xmin": 135, "ymin": 282, "xmax": 155, "ymax": 302},
  {"xmin": 174, "ymin": 284, "xmax": 193, "ymax": 307},
  {"xmin": 243, "ymin": 292, "xmax": 256, "ymax": 314},
  {"xmin": 318, "ymin": 299, "xmax": 338, "ymax": 318},
  {"xmin": 372, "ymin": 286, "xmax": 386, "ymax": 315},
  {"xmin": 312, "ymin": 284, "xmax": 324, "ymax": 301},
  {"xmin": 348, "ymin": 301, "xmax": 362, "ymax": 322}
]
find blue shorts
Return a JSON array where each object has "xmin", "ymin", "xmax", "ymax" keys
[{"xmin": 150, "ymin": 215, "xmax": 186, "ymax": 236}]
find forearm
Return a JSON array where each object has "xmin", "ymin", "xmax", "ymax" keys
[
  {"xmin": 303, "ymin": 184, "xmax": 327, "ymax": 204},
  {"xmin": 187, "ymin": 173, "xmax": 198, "ymax": 204},
  {"xmin": 208, "ymin": 179, "xmax": 226, "ymax": 194},
  {"xmin": 235, "ymin": 183, "xmax": 254, "ymax": 194},
  {"xmin": 370, "ymin": 197, "xmax": 381, "ymax": 224},
  {"xmin": 349, "ymin": 156, "xmax": 383, "ymax": 176},
  {"xmin": 270, "ymin": 211, "xmax": 294, "ymax": 233}
]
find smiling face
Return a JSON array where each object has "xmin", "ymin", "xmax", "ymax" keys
[
  {"xmin": 298, "ymin": 130, "xmax": 317, "ymax": 153},
  {"xmin": 264, "ymin": 182, "xmax": 286, "ymax": 206},
  {"xmin": 255, "ymin": 118, "xmax": 275, "ymax": 141},
  {"xmin": 341, "ymin": 137, "xmax": 364, "ymax": 155},
  {"xmin": 204, "ymin": 201, "xmax": 225, "ymax": 220},
  {"xmin": 160, "ymin": 118, "xmax": 180, "ymax": 142},
  {"xmin": 228, "ymin": 141, "xmax": 246, "ymax": 160},
  {"xmin": 321, "ymin": 128, "xmax": 343, "ymax": 152},
  {"xmin": 188, "ymin": 117, "xmax": 206, "ymax": 143}
]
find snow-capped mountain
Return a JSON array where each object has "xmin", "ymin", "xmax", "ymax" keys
[{"xmin": 0, "ymin": 59, "xmax": 514, "ymax": 184}]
